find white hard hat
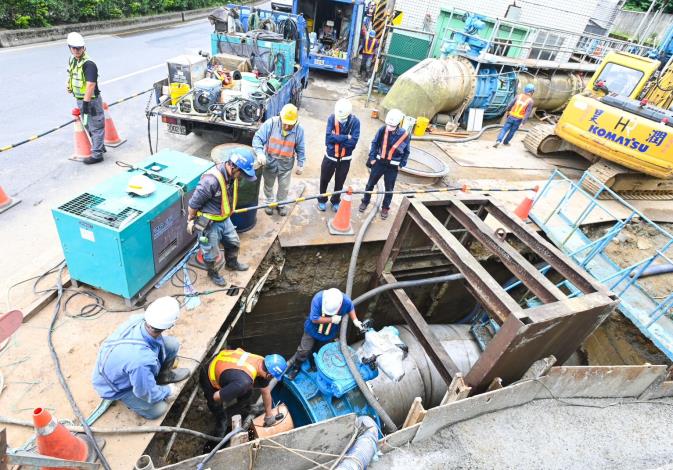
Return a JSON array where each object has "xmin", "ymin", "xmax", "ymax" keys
[
  {"xmin": 326, "ymin": 20, "xmax": 335, "ymax": 27},
  {"xmin": 322, "ymin": 288, "xmax": 343, "ymax": 316},
  {"xmin": 127, "ymin": 174, "xmax": 156, "ymax": 197},
  {"xmin": 145, "ymin": 297, "xmax": 180, "ymax": 330},
  {"xmin": 385, "ymin": 109, "xmax": 404, "ymax": 127},
  {"xmin": 334, "ymin": 99, "xmax": 352, "ymax": 121},
  {"xmin": 67, "ymin": 32, "xmax": 85, "ymax": 47}
]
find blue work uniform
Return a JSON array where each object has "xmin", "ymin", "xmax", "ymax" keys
[
  {"xmin": 362, "ymin": 125, "xmax": 411, "ymax": 209},
  {"xmin": 319, "ymin": 114, "xmax": 361, "ymax": 205}
]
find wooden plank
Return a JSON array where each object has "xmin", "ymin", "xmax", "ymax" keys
[
  {"xmin": 374, "ymin": 198, "xmax": 413, "ymax": 279},
  {"xmin": 440, "ymin": 373, "xmax": 472, "ymax": 405},
  {"xmin": 382, "ymin": 272, "xmax": 461, "ymax": 385},
  {"xmin": 402, "ymin": 397, "xmax": 426, "ymax": 428}
]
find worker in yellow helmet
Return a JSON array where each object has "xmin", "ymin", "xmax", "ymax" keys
[{"xmin": 252, "ymin": 104, "xmax": 306, "ymax": 216}]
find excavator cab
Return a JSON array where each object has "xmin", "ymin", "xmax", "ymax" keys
[{"xmin": 585, "ymin": 51, "xmax": 660, "ymax": 99}]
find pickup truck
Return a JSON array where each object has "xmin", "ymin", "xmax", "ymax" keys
[{"xmin": 150, "ymin": 5, "xmax": 310, "ymax": 141}]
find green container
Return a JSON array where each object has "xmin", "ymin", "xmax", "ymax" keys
[{"xmin": 385, "ymin": 30, "xmax": 433, "ymax": 77}]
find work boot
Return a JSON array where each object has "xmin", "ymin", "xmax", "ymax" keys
[
  {"xmin": 317, "ymin": 202, "xmax": 327, "ymax": 212},
  {"xmin": 331, "ymin": 202, "xmax": 339, "ymax": 213},
  {"xmin": 226, "ymin": 256, "xmax": 249, "ymax": 271},
  {"xmin": 83, "ymin": 155, "xmax": 104, "ymax": 165},
  {"xmin": 157, "ymin": 368, "xmax": 190, "ymax": 385},
  {"xmin": 503, "ymin": 142, "xmax": 511, "ymax": 146},
  {"xmin": 381, "ymin": 208, "xmax": 390, "ymax": 220},
  {"xmin": 285, "ymin": 363, "xmax": 300, "ymax": 381},
  {"xmin": 277, "ymin": 206, "xmax": 288, "ymax": 216},
  {"xmin": 358, "ymin": 202, "xmax": 368, "ymax": 213},
  {"xmin": 264, "ymin": 206, "xmax": 274, "ymax": 216},
  {"xmin": 492, "ymin": 142, "xmax": 500, "ymax": 148},
  {"xmin": 205, "ymin": 261, "xmax": 227, "ymax": 287}
]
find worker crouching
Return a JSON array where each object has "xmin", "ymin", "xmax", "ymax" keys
[
  {"xmin": 187, "ymin": 150, "xmax": 257, "ymax": 287},
  {"xmin": 91, "ymin": 297, "xmax": 189, "ymax": 419},
  {"xmin": 359, "ymin": 108, "xmax": 410, "ymax": 220},
  {"xmin": 199, "ymin": 348, "xmax": 287, "ymax": 436}
]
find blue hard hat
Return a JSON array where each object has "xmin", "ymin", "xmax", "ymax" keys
[
  {"xmin": 227, "ymin": 150, "xmax": 257, "ymax": 181},
  {"xmin": 524, "ymin": 83, "xmax": 535, "ymax": 94},
  {"xmin": 264, "ymin": 354, "xmax": 287, "ymax": 380}
]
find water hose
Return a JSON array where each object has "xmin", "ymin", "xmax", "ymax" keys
[
  {"xmin": 411, "ymin": 123, "xmax": 527, "ymax": 144},
  {"xmin": 196, "ymin": 426, "xmax": 243, "ymax": 470},
  {"xmin": 333, "ymin": 415, "xmax": 379, "ymax": 470}
]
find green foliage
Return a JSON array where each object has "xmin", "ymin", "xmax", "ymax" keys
[
  {"xmin": 0, "ymin": 0, "xmax": 224, "ymax": 29},
  {"xmin": 624, "ymin": 0, "xmax": 673, "ymax": 13}
]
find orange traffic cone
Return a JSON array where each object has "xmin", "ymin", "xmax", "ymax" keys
[
  {"xmin": 189, "ymin": 249, "xmax": 225, "ymax": 271},
  {"xmin": 33, "ymin": 407, "xmax": 96, "ymax": 469},
  {"xmin": 0, "ymin": 185, "xmax": 20, "ymax": 214},
  {"xmin": 71, "ymin": 108, "xmax": 92, "ymax": 161},
  {"xmin": 328, "ymin": 186, "xmax": 355, "ymax": 235},
  {"xmin": 103, "ymin": 102, "xmax": 126, "ymax": 148},
  {"xmin": 514, "ymin": 185, "xmax": 540, "ymax": 220}
]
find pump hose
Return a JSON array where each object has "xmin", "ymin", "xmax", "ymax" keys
[{"xmin": 412, "ymin": 123, "xmax": 528, "ymax": 143}]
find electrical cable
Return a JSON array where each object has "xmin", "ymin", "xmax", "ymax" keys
[{"xmin": 196, "ymin": 426, "xmax": 243, "ymax": 469}]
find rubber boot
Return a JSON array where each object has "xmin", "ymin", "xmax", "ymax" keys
[
  {"xmin": 225, "ymin": 248, "xmax": 249, "ymax": 271},
  {"xmin": 206, "ymin": 261, "xmax": 227, "ymax": 287},
  {"xmin": 157, "ymin": 368, "xmax": 190, "ymax": 385}
]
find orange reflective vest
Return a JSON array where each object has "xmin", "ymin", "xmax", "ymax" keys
[
  {"xmin": 208, "ymin": 348, "xmax": 265, "ymax": 390},
  {"xmin": 509, "ymin": 94, "xmax": 533, "ymax": 119},
  {"xmin": 197, "ymin": 167, "xmax": 238, "ymax": 222},
  {"xmin": 377, "ymin": 129, "xmax": 409, "ymax": 165},
  {"xmin": 265, "ymin": 118, "xmax": 297, "ymax": 159},
  {"xmin": 334, "ymin": 120, "xmax": 347, "ymax": 159},
  {"xmin": 317, "ymin": 315, "xmax": 334, "ymax": 335},
  {"xmin": 363, "ymin": 37, "xmax": 377, "ymax": 55}
]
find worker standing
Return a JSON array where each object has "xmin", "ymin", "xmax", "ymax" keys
[
  {"xmin": 317, "ymin": 99, "xmax": 360, "ymax": 212},
  {"xmin": 187, "ymin": 151, "xmax": 257, "ymax": 287},
  {"xmin": 66, "ymin": 32, "xmax": 105, "ymax": 165},
  {"xmin": 359, "ymin": 29, "xmax": 379, "ymax": 79},
  {"xmin": 252, "ymin": 104, "xmax": 306, "ymax": 216},
  {"xmin": 285, "ymin": 288, "xmax": 364, "ymax": 380},
  {"xmin": 91, "ymin": 297, "xmax": 189, "ymax": 419},
  {"xmin": 493, "ymin": 84, "xmax": 535, "ymax": 148},
  {"xmin": 199, "ymin": 348, "xmax": 287, "ymax": 436},
  {"xmin": 358, "ymin": 108, "xmax": 410, "ymax": 220}
]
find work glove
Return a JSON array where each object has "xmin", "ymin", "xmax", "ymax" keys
[
  {"xmin": 330, "ymin": 315, "xmax": 342, "ymax": 324},
  {"xmin": 255, "ymin": 150, "xmax": 267, "ymax": 168},
  {"xmin": 263, "ymin": 413, "xmax": 284, "ymax": 427},
  {"xmin": 165, "ymin": 384, "xmax": 178, "ymax": 402},
  {"xmin": 187, "ymin": 219, "xmax": 195, "ymax": 235},
  {"xmin": 352, "ymin": 319, "xmax": 364, "ymax": 331},
  {"xmin": 366, "ymin": 159, "xmax": 375, "ymax": 169},
  {"xmin": 295, "ymin": 165, "xmax": 304, "ymax": 175},
  {"xmin": 400, "ymin": 161, "xmax": 407, "ymax": 168}
]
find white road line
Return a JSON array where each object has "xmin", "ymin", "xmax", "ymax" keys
[{"xmin": 100, "ymin": 63, "xmax": 165, "ymax": 85}]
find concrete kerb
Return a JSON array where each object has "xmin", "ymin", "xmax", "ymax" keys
[{"xmin": 0, "ymin": 7, "xmax": 212, "ymax": 48}]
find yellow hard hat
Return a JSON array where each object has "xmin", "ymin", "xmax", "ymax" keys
[{"xmin": 280, "ymin": 104, "xmax": 298, "ymax": 125}]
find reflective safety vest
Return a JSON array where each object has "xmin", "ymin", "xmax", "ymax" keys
[
  {"xmin": 265, "ymin": 118, "xmax": 297, "ymax": 159},
  {"xmin": 208, "ymin": 348, "xmax": 265, "ymax": 389},
  {"xmin": 377, "ymin": 129, "xmax": 409, "ymax": 165},
  {"xmin": 509, "ymin": 93, "xmax": 533, "ymax": 119},
  {"xmin": 333, "ymin": 120, "xmax": 348, "ymax": 159},
  {"xmin": 197, "ymin": 167, "xmax": 238, "ymax": 222},
  {"xmin": 363, "ymin": 37, "xmax": 377, "ymax": 55},
  {"xmin": 68, "ymin": 54, "xmax": 93, "ymax": 100},
  {"xmin": 317, "ymin": 314, "xmax": 336, "ymax": 336}
]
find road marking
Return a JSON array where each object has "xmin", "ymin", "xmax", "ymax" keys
[{"xmin": 100, "ymin": 64, "xmax": 165, "ymax": 85}]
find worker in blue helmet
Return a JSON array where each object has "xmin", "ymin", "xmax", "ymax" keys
[
  {"xmin": 187, "ymin": 149, "xmax": 257, "ymax": 286},
  {"xmin": 494, "ymin": 83, "xmax": 535, "ymax": 148},
  {"xmin": 199, "ymin": 348, "xmax": 287, "ymax": 437},
  {"xmin": 359, "ymin": 29, "xmax": 379, "ymax": 79}
]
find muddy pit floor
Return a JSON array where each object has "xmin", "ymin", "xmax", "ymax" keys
[{"xmin": 372, "ymin": 397, "xmax": 673, "ymax": 470}]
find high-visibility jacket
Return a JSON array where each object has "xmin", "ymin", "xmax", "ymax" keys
[
  {"xmin": 363, "ymin": 36, "xmax": 378, "ymax": 55},
  {"xmin": 196, "ymin": 167, "xmax": 238, "ymax": 222},
  {"xmin": 265, "ymin": 117, "xmax": 298, "ymax": 159},
  {"xmin": 373, "ymin": 128, "xmax": 410, "ymax": 166},
  {"xmin": 208, "ymin": 348, "xmax": 265, "ymax": 390},
  {"xmin": 68, "ymin": 54, "xmax": 93, "ymax": 100},
  {"xmin": 509, "ymin": 93, "xmax": 533, "ymax": 119}
]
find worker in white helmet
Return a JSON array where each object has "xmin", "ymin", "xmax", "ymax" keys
[
  {"xmin": 285, "ymin": 288, "xmax": 365, "ymax": 381},
  {"xmin": 66, "ymin": 32, "xmax": 106, "ymax": 165},
  {"xmin": 317, "ymin": 98, "xmax": 360, "ymax": 212},
  {"xmin": 359, "ymin": 108, "xmax": 410, "ymax": 220},
  {"xmin": 92, "ymin": 297, "xmax": 189, "ymax": 419},
  {"xmin": 252, "ymin": 103, "xmax": 306, "ymax": 216}
]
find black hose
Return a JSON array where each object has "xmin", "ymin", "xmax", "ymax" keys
[
  {"xmin": 196, "ymin": 426, "xmax": 242, "ymax": 470},
  {"xmin": 412, "ymin": 123, "xmax": 529, "ymax": 143},
  {"xmin": 351, "ymin": 274, "xmax": 465, "ymax": 308}
]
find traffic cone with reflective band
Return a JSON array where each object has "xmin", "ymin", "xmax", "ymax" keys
[
  {"xmin": 71, "ymin": 108, "xmax": 92, "ymax": 160},
  {"xmin": 33, "ymin": 407, "xmax": 94, "ymax": 469},
  {"xmin": 514, "ymin": 185, "xmax": 539, "ymax": 220},
  {"xmin": 102, "ymin": 102, "xmax": 126, "ymax": 147},
  {"xmin": 328, "ymin": 186, "xmax": 355, "ymax": 235},
  {"xmin": 0, "ymin": 185, "xmax": 20, "ymax": 214}
]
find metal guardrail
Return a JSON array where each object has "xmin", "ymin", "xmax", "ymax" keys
[{"xmin": 530, "ymin": 169, "xmax": 673, "ymax": 360}]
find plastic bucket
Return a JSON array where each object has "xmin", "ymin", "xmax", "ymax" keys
[
  {"xmin": 240, "ymin": 72, "xmax": 261, "ymax": 98},
  {"xmin": 169, "ymin": 82, "xmax": 190, "ymax": 105},
  {"xmin": 414, "ymin": 116, "xmax": 430, "ymax": 136}
]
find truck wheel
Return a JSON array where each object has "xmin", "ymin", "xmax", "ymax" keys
[{"xmin": 292, "ymin": 88, "xmax": 303, "ymax": 108}]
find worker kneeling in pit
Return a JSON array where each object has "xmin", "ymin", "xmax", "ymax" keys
[
  {"xmin": 92, "ymin": 297, "xmax": 189, "ymax": 419},
  {"xmin": 187, "ymin": 151, "xmax": 257, "ymax": 287},
  {"xmin": 285, "ymin": 288, "xmax": 365, "ymax": 380},
  {"xmin": 199, "ymin": 349, "xmax": 287, "ymax": 436}
]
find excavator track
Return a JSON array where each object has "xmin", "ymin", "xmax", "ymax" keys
[
  {"xmin": 583, "ymin": 160, "xmax": 673, "ymax": 201},
  {"xmin": 522, "ymin": 123, "xmax": 558, "ymax": 156}
]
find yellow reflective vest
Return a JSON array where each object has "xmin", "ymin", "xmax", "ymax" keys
[{"xmin": 197, "ymin": 168, "xmax": 239, "ymax": 221}]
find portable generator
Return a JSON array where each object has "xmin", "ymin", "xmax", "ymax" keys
[{"xmin": 52, "ymin": 150, "xmax": 213, "ymax": 302}]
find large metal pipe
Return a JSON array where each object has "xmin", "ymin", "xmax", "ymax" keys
[{"xmin": 517, "ymin": 73, "xmax": 588, "ymax": 112}]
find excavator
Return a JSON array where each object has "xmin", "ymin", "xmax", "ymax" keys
[{"xmin": 524, "ymin": 50, "xmax": 673, "ymax": 199}]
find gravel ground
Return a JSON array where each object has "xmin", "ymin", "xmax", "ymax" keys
[{"xmin": 371, "ymin": 398, "xmax": 673, "ymax": 470}]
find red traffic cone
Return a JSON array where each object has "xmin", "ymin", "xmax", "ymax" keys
[
  {"xmin": 0, "ymin": 185, "xmax": 20, "ymax": 214},
  {"xmin": 514, "ymin": 185, "xmax": 540, "ymax": 220},
  {"xmin": 102, "ymin": 102, "xmax": 126, "ymax": 148},
  {"xmin": 328, "ymin": 187, "xmax": 355, "ymax": 235},
  {"xmin": 33, "ymin": 407, "xmax": 96, "ymax": 469},
  {"xmin": 71, "ymin": 108, "xmax": 92, "ymax": 160}
]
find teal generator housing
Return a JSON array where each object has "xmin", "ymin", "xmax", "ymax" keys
[{"xmin": 51, "ymin": 150, "xmax": 213, "ymax": 301}]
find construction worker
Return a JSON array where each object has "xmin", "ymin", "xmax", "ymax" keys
[
  {"xmin": 66, "ymin": 32, "xmax": 105, "ymax": 165},
  {"xmin": 359, "ymin": 108, "xmax": 410, "ymax": 220},
  {"xmin": 317, "ymin": 99, "xmax": 360, "ymax": 212},
  {"xmin": 494, "ymin": 84, "xmax": 535, "ymax": 148},
  {"xmin": 187, "ymin": 150, "xmax": 257, "ymax": 286},
  {"xmin": 92, "ymin": 297, "xmax": 189, "ymax": 419},
  {"xmin": 199, "ymin": 349, "xmax": 287, "ymax": 436},
  {"xmin": 285, "ymin": 288, "xmax": 364, "ymax": 381},
  {"xmin": 359, "ymin": 29, "xmax": 379, "ymax": 79},
  {"xmin": 252, "ymin": 104, "xmax": 306, "ymax": 217}
]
